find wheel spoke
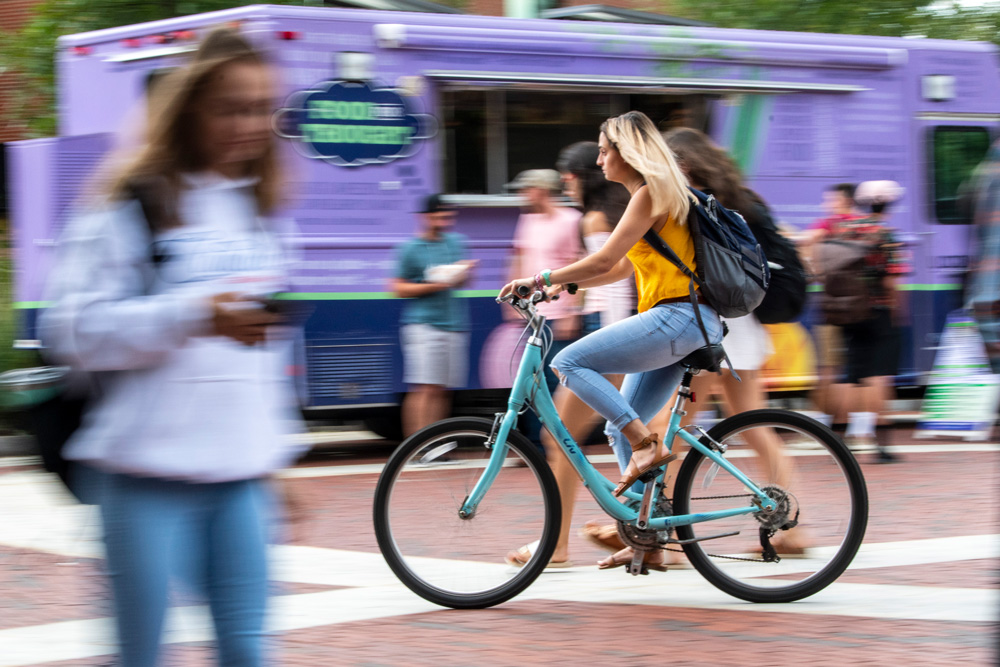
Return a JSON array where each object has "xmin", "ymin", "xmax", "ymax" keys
[
  {"xmin": 673, "ymin": 409, "xmax": 868, "ymax": 603},
  {"xmin": 374, "ymin": 418, "xmax": 561, "ymax": 609}
]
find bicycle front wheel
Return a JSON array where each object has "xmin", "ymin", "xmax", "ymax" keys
[
  {"xmin": 673, "ymin": 409, "xmax": 868, "ymax": 603},
  {"xmin": 373, "ymin": 417, "xmax": 561, "ymax": 609}
]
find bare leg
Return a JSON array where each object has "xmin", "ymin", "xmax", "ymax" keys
[
  {"xmin": 402, "ymin": 384, "xmax": 450, "ymax": 437},
  {"xmin": 718, "ymin": 369, "xmax": 808, "ymax": 548},
  {"xmin": 718, "ymin": 369, "xmax": 791, "ymax": 488},
  {"xmin": 860, "ymin": 375, "xmax": 890, "ymax": 422},
  {"xmin": 429, "ymin": 385, "xmax": 452, "ymax": 425},
  {"xmin": 814, "ymin": 368, "xmax": 851, "ymax": 424}
]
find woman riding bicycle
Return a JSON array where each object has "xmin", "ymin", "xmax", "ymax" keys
[{"xmin": 500, "ymin": 110, "xmax": 724, "ymax": 570}]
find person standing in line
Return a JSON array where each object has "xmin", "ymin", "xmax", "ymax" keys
[
  {"xmin": 830, "ymin": 181, "xmax": 908, "ymax": 463},
  {"xmin": 392, "ymin": 194, "xmax": 476, "ymax": 437},
  {"xmin": 500, "ymin": 111, "xmax": 725, "ymax": 573},
  {"xmin": 806, "ymin": 183, "xmax": 861, "ymax": 249},
  {"xmin": 506, "ymin": 169, "xmax": 584, "ymax": 449},
  {"xmin": 40, "ymin": 28, "xmax": 304, "ymax": 666},
  {"xmin": 505, "ymin": 144, "xmax": 632, "ymax": 568},
  {"xmin": 806, "ymin": 183, "xmax": 862, "ymax": 427}
]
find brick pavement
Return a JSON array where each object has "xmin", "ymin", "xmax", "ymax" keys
[{"xmin": 0, "ymin": 434, "xmax": 997, "ymax": 666}]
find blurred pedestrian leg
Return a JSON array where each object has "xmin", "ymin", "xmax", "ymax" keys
[
  {"xmin": 38, "ymin": 27, "xmax": 305, "ymax": 664},
  {"xmin": 101, "ymin": 476, "xmax": 270, "ymax": 667}
]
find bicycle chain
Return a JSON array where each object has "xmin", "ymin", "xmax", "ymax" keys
[{"xmin": 669, "ymin": 493, "xmax": 770, "ymax": 562}]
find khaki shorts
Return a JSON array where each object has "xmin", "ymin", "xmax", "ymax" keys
[
  {"xmin": 814, "ymin": 324, "xmax": 844, "ymax": 370},
  {"xmin": 401, "ymin": 323, "xmax": 469, "ymax": 388}
]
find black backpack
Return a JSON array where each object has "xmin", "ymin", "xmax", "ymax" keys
[
  {"xmin": 7, "ymin": 183, "xmax": 167, "ymax": 503},
  {"xmin": 747, "ymin": 205, "xmax": 808, "ymax": 324}
]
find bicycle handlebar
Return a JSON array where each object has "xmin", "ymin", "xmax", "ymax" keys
[{"xmin": 496, "ymin": 286, "xmax": 552, "ymax": 311}]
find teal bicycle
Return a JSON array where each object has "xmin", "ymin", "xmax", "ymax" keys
[{"xmin": 374, "ymin": 289, "xmax": 868, "ymax": 609}]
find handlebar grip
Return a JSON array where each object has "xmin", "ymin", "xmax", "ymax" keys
[{"xmin": 515, "ymin": 285, "xmax": 531, "ymax": 298}]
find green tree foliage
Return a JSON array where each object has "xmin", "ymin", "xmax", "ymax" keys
[
  {"xmin": 671, "ymin": 0, "xmax": 1000, "ymax": 46},
  {"xmin": 913, "ymin": 2, "xmax": 1000, "ymax": 45},
  {"xmin": 0, "ymin": 0, "xmax": 302, "ymax": 137}
]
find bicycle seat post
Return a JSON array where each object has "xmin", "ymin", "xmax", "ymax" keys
[{"xmin": 671, "ymin": 370, "xmax": 696, "ymax": 418}]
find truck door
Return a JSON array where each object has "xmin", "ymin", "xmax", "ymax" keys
[{"xmin": 914, "ymin": 120, "xmax": 994, "ymax": 374}]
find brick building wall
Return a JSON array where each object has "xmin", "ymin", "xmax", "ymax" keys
[{"xmin": 0, "ymin": 0, "xmax": 42, "ymax": 143}]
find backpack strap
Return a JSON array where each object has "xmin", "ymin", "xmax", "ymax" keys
[{"xmin": 642, "ymin": 226, "xmax": 737, "ymax": 378}]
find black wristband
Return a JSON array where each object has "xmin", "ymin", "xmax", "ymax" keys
[{"xmin": 566, "ymin": 283, "xmax": 579, "ymax": 295}]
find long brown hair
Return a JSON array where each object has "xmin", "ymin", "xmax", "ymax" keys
[
  {"xmin": 662, "ymin": 127, "xmax": 758, "ymax": 221},
  {"xmin": 105, "ymin": 27, "xmax": 281, "ymax": 225},
  {"xmin": 600, "ymin": 111, "xmax": 691, "ymax": 224}
]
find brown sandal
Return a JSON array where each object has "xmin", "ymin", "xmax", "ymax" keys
[{"xmin": 613, "ymin": 433, "xmax": 675, "ymax": 497}]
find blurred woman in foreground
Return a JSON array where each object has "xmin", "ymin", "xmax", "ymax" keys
[{"xmin": 41, "ymin": 28, "xmax": 303, "ymax": 665}]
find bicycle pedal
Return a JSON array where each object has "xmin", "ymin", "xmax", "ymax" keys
[
  {"xmin": 625, "ymin": 564, "xmax": 649, "ymax": 576},
  {"xmin": 637, "ymin": 468, "xmax": 661, "ymax": 484}
]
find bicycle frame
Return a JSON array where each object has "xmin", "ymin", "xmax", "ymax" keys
[{"xmin": 461, "ymin": 303, "xmax": 777, "ymax": 529}]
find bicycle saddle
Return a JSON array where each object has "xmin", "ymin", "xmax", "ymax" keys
[{"xmin": 680, "ymin": 344, "xmax": 726, "ymax": 372}]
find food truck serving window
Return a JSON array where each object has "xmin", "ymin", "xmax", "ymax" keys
[
  {"xmin": 441, "ymin": 89, "xmax": 710, "ymax": 195},
  {"xmin": 931, "ymin": 126, "xmax": 991, "ymax": 224}
]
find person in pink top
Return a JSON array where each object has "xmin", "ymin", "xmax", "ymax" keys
[
  {"xmin": 507, "ymin": 169, "xmax": 584, "ymax": 449},
  {"xmin": 509, "ymin": 169, "xmax": 584, "ymax": 333}
]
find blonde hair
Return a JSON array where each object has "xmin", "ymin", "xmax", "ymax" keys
[
  {"xmin": 601, "ymin": 111, "xmax": 691, "ymax": 224},
  {"xmin": 104, "ymin": 27, "xmax": 281, "ymax": 225}
]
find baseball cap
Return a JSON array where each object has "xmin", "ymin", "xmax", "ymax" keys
[
  {"xmin": 417, "ymin": 193, "xmax": 452, "ymax": 214},
  {"xmin": 506, "ymin": 169, "xmax": 562, "ymax": 192}
]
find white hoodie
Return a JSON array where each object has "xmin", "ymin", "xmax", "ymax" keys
[{"xmin": 40, "ymin": 174, "xmax": 305, "ymax": 482}]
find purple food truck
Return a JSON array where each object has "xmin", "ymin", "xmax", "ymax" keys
[{"xmin": 7, "ymin": 5, "xmax": 999, "ymax": 433}]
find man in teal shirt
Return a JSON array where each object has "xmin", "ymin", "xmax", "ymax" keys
[{"xmin": 392, "ymin": 194, "xmax": 476, "ymax": 436}]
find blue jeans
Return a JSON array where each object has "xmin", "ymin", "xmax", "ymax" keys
[
  {"xmin": 551, "ymin": 303, "xmax": 723, "ymax": 478},
  {"xmin": 95, "ymin": 473, "xmax": 272, "ymax": 667}
]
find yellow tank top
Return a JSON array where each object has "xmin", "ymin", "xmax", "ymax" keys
[{"xmin": 627, "ymin": 215, "xmax": 697, "ymax": 312}]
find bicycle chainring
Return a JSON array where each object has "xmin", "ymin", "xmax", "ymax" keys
[
  {"xmin": 753, "ymin": 485, "xmax": 799, "ymax": 532},
  {"xmin": 618, "ymin": 493, "xmax": 674, "ymax": 550}
]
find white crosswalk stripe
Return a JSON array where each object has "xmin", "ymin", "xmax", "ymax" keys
[{"xmin": 0, "ymin": 461, "xmax": 997, "ymax": 666}]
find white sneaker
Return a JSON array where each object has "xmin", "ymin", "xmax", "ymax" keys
[{"xmin": 844, "ymin": 435, "xmax": 877, "ymax": 452}]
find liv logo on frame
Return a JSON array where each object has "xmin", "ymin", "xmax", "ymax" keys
[{"xmin": 273, "ymin": 80, "xmax": 436, "ymax": 167}]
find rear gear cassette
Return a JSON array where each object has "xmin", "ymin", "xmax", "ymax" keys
[{"xmin": 754, "ymin": 485, "xmax": 799, "ymax": 532}]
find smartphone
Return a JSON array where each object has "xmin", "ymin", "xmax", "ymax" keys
[{"xmin": 259, "ymin": 294, "xmax": 313, "ymax": 323}]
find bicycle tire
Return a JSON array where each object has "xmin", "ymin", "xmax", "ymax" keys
[
  {"xmin": 673, "ymin": 409, "xmax": 868, "ymax": 603},
  {"xmin": 373, "ymin": 417, "xmax": 562, "ymax": 609}
]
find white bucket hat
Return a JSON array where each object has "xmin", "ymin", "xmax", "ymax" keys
[{"xmin": 854, "ymin": 180, "xmax": 904, "ymax": 206}]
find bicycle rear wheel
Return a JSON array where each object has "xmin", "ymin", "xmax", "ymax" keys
[
  {"xmin": 373, "ymin": 417, "xmax": 561, "ymax": 609},
  {"xmin": 673, "ymin": 409, "xmax": 868, "ymax": 603}
]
